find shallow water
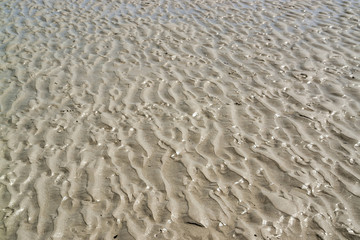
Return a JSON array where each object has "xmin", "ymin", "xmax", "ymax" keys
[{"xmin": 0, "ymin": 0, "xmax": 360, "ymax": 239}]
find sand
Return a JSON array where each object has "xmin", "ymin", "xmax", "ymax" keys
[{"xmin": 0, "ymin": 0, "xmax": 360, "ymax": 239}]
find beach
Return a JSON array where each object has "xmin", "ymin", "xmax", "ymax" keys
[{"xmin": 0, "ymin": 0, "xmax": 360, "ymax": 239}]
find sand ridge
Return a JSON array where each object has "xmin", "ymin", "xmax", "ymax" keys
[{"xmin": 0, "ymin": 0, "xmax": 360, "ymax": 239}]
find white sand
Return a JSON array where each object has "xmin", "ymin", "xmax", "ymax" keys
[{"xmin": 1, "ymin": 0, "xmax": 360, "ymax": 239}]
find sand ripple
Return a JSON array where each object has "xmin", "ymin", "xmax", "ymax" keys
[{"xmin": 1, "ymin": 0, "xmax": 360, "ymax": 239}]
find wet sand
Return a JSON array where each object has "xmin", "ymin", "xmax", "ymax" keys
[{"xmin": 1, "ymin": 0, "xmax": 360, "ymax": 239}]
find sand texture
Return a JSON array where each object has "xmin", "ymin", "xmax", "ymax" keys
[{"xmin": 1, "ymin": 0, "xmax": 360, "ymax": 239}]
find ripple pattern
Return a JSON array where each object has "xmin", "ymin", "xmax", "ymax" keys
[{"xmin": 1, "ymin": 0, "xmax": 360, "ymax": 239}]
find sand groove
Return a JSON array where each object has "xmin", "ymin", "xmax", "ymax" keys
[{"xmin": 1, "ymin": 0, "xmax": 360, "ymax": 239}]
